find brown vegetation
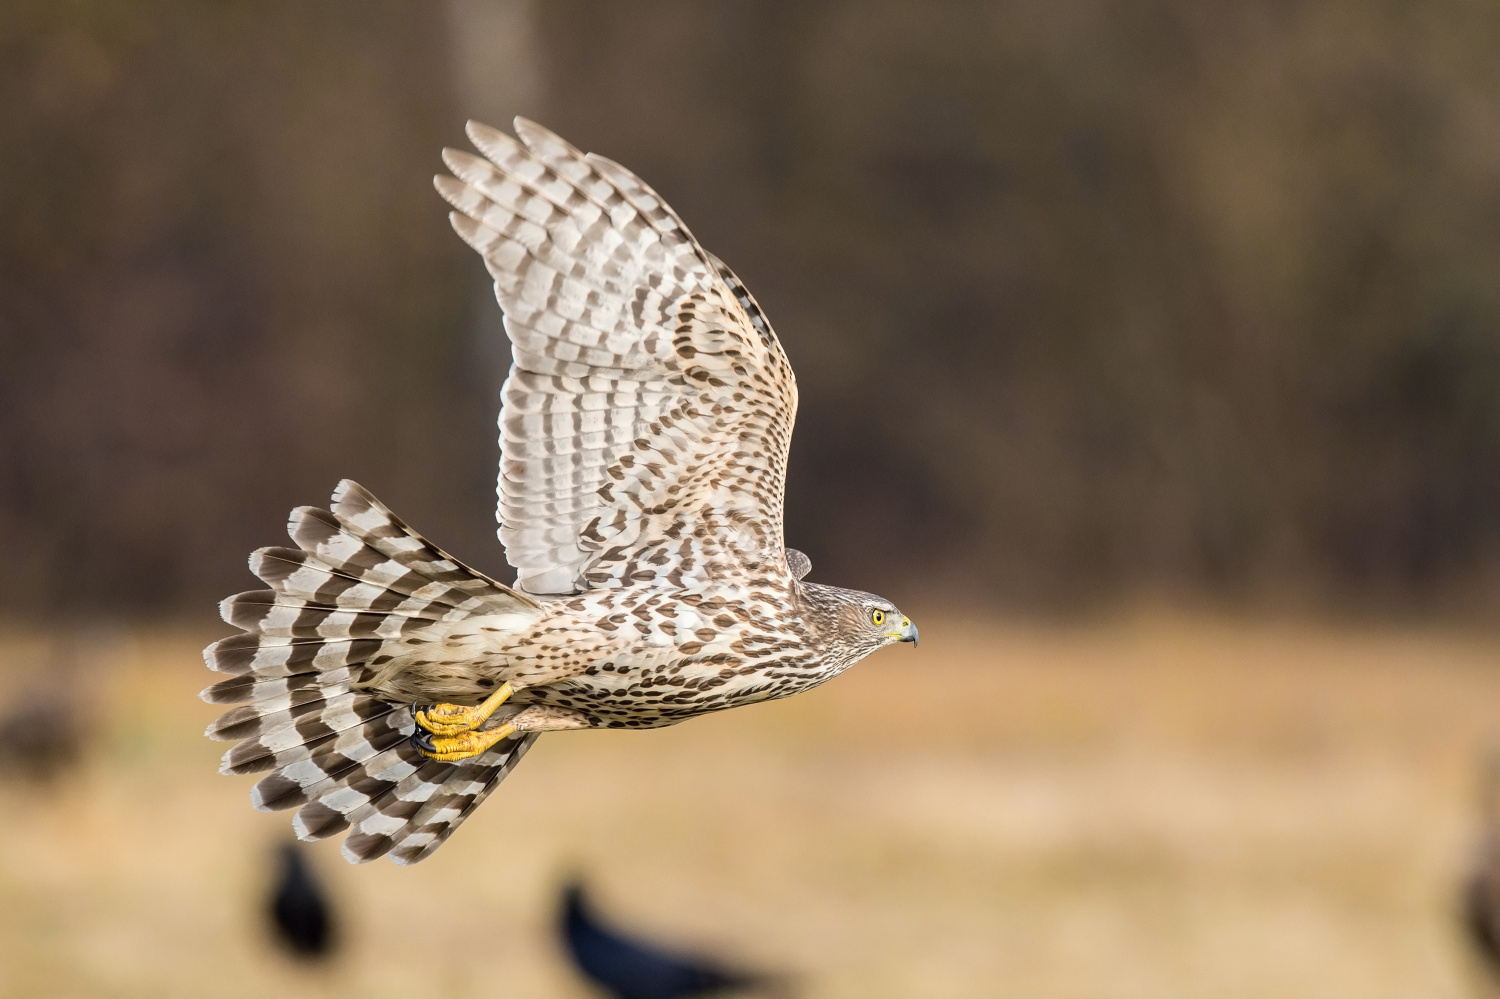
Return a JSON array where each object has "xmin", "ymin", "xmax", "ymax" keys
[{"xmin": 1, "ymin": 613, "xmax": 1498, "ymax": 997}]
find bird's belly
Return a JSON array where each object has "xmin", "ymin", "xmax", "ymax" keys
[{"xmin": 522, "ymin": 650, "xmax": 838, "ymax": 729}]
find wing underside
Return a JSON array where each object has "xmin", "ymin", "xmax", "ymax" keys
[{"xmin": 437, "ymin": 119, "xmax": 798, "ymax": 594}]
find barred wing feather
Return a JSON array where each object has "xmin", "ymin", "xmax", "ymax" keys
[
  {"xmin": 436, "ymin": 118, "xmax": 798, "ymax": 595},
  {"xmin": 202, "ymin": 479, "xmax": 542, "ymax": 864}
]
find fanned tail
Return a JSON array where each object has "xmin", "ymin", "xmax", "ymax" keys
[{"xmin": 203, "ymin": 480, "xmax": 541, "ymax": 864}]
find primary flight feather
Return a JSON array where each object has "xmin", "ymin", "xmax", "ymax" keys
[{"xmin": 203, "ymin": 119, "xmax": 917, "ymax": 865}]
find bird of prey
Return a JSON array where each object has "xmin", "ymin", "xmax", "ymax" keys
[
  {"xmin": 202, "ymin": 119, "xmax": 918, "ymax": 865},
  {"xmin": 561, "ymin": 881, "xmax": 776, "ymax": 999}
]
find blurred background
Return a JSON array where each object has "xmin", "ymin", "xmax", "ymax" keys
[{"xmin": 6, "ymin": 1, "xmax": 1500, "ymax": 996}]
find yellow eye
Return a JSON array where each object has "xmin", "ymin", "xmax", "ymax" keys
[{"xmin": 871, "ymin": 609, "xmax": 885, "ymax": 626}]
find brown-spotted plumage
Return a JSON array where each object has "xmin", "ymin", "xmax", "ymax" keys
[{"xmin": 204, "ymin": 120, "xmax": 917, "ymax": 864}]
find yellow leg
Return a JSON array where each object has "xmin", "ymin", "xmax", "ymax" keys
[
  {"xmin": 413, "ymin": 682, "xmax": 513, "ymax": 736},
  {"xmin": 417, "ymin": 721, "xmax": 517, "ymax": 762}
]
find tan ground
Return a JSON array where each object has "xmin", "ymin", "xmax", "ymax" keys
[{"xmin": 1, "ymin": 610, "xmax": 1499, "ymax": 998}]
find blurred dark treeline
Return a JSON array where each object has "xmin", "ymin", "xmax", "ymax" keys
[{"xmin": 5, "ymin": 0, "xmax": 1500, "ymax": 617}]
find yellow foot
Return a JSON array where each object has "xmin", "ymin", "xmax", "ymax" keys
[
  {"xmin": 415, "ymin": 721, "xmax": 517, "ymax": 762},
  {"xmin": 412, "ymin": 682, "xmax": 518, "ymax": 761},
  {"xmin": 413, "ymin": 682, "xmax": 514, "ymax": 736}
]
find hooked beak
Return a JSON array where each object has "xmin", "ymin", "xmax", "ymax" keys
[{"xmin": 887, "ymin": 616, "xmax": 918, "ymax": 647}]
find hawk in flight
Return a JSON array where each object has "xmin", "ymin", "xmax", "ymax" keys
[{"xmin": 203, "ymin": 120, "xmax": 918, "ymax": 865}]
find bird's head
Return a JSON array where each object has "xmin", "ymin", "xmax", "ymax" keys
[{"xmin": 799, "ymin": 582, "xmax": 918, "ymax": 665}]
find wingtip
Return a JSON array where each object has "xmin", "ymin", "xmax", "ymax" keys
[
  {"xmin": 513, "ymin": 117, "xmax": 583, "ymax": 159},
  {"xmin": 511, "ymin": 116, "xmax": 546, "ymax": 155},
  {"xmin": 466, "ymin": 118, "xmax": 504, "ymax": 147},
  {"xmin": 434, "ymin": 175, "xmax": 474, "ymax": 217},
  {"xmin": 439, "ymin": 146, "xmax": 471, "ymax": 174}
]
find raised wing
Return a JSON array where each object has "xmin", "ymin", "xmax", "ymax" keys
[{"xmin": 436, "ymin": 119, "xmax": 797, "ymax": 595}]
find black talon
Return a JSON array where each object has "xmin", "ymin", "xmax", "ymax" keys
[
  {"xmin": 411, "ymin": 702, "xmax": 434, "ymax": 726},
  {"xmin": 409, "ymin": 703, "xmax": 437, "ymax": 753}
]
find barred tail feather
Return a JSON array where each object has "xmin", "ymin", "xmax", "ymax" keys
[
  {"xmin": 217, "ymin": 689, "xmax": 410, "ymax": 775},
  {"xmin": 252, "ymin": 721, "xmax": 418, "ymax": 812},
  {"xmin": 204, "ymin": 635, "xmax": 384, "ymax": 679},
  {"xmin": 201, "ymin": 668, "xmax": 356, "ymax": 706},
  {"xmin": 203, "ymin": 480, "xmax": 542, "ymax": 864},
  {"xmin": 340, "ymin": 734, "xmax": 538, "ymax": 865},
  {"xmin": 386, "ymin": 738, "xmax": 537, "ymax": 865}
]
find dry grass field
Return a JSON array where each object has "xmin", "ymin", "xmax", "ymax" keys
[{"xmin": 2, "ymin": 609, "xmax": 1500, "ymax": 998}]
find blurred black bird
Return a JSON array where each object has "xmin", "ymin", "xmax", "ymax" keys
[
  {"xmin": 0, "ymin": 695, "xmax": 79, "ymax": 783},
  {"xmin": 1463, "ymin": 752, "xmax": 1500, "ymax": 993},
  {"xmin": 561, "ymin": 881, "xmax": 767, "ymax": 999},
  {"xmin": 269, "ymin": 842, "xmax": 336, "ymax": 960},
  {"xmin": 1467, "ymin": 862, "xmax": 1500, "ymax": 973},
  {"xmin": 0, "ymin": 637, "xmax": 98, "ymax": 784}
]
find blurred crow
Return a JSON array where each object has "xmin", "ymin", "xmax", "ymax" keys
[
  {"xmin": 1468, "ymin": 754, "xmax": 1500, "ymax": 989},
  {"xmin": 0, "ymin": 694, "xmax": 80, "ymax": 783},
  {"xmin": 561, "ymin": 881, "xmax": 766, "ymax": 999},
  {"xmin": 1466, "ymin": 855, "xmax": 1500, "ymax": 972},
  {"xmin": 269, "ymin": 842, "xmax": 336, "ymax": 959},
  {"xmin": 0, "ymin": 637, "xmax": 99, "ymax": 784}
]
